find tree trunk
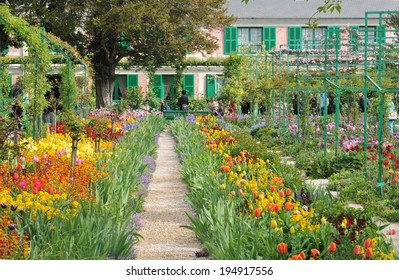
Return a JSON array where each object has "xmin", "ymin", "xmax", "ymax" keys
[{"xmin": 95, "ymin": 77, "xmax": 113, "ymax": 108}]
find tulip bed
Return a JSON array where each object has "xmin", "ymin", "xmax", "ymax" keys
[
  {"xmin": 0, "ymin": 111, "xmax": 165, "ymax": 259},
  {"xmin": 171, "ymin": 115, "xmax": 398, "ymax": 260}
]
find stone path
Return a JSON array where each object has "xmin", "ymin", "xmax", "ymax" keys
[{"xmin": 134, "ymin": 128, "xmax": 202, "ymax": 260}]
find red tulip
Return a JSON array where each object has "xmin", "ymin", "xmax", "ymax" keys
[
  {"xmin": 47, "ymin": 187, "xmax": 54, "ymax": 195},
  {"xmin": 16, "ymin": 163, "xmax": 22, "ymax": 171},
  {"xmin": 277, "ymin": 243, "xmax": 288, "ymax": 254},
  {"xmin": 270, "ymin": 185, "xmax": 276, "ymax": 192},
  {"xmin": 328, "ymin": 242, "xmax": 337, "ymax": 253},
  {"xmin": 12, "ymin": 172, "xmax": 19, "ymax": 180},
  {"xmin": 32, "ymin": 187, "xmax": 39, "ymax": 194},
  {"xmin": 278, "ymin": 190, "xmax": 285, "ymax": 197}
]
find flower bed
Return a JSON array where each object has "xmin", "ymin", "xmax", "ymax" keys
[
  {"xmin": 0, "ymin": 111, "xmax": 165, "ymax": 259},
  {"xmin": 171, "ymin": 115, "xmax": 398, "ymax": 260}
]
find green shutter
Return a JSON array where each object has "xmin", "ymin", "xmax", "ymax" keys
[
  {"xmin": 153, "ymin": 74, "xmax": 164, "ymax": 100},
  {"xmin": 327, "ymin": 26, "xmax": 341, "ymax": 49},
  {"xmin": 288, "ymin": 27, "xmax": 302, "ymax": 50},
  {"xmin": 183, "ymin": 74, "xmax": 194, "ymax": 98},
  {"xmin": 224, "ymin": 26, "xmax": 238, "ymax": 55},
  {"xmin": 377, "ymin": 25, "xmax": 386, "ymax": 44},
  {"xmin": 126, "ymin": 74, "xmax": 138, "ymax": 89},
  {"xmin": 113, "ymin": 76, "xmax": 119, "ymax": 100},
  {"xmin": 0, "ymin": 27, "xmax": 9, "ymax": 53},
  {"xmin": 206, "ymin": 74, "xmax": 216, "ymax": 98},
  {"xmin": 263, "ymin": 26, "xmax": 276, "ymax": 51},
  {"xmin": 350, "ymin": 26, "xmax": 360, "ymax": 51}
]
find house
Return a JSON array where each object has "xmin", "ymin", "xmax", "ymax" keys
[{"xmin": 113, "ymin": 0, "xmax": 399, "ymax": 104}]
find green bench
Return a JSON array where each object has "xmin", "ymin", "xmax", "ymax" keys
[{"xmin": 163, "ymin": 110, "xmax": 210, "ymax": 120}]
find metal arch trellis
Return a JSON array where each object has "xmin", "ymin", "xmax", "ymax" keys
[
  {"xmin": 0, "ymin": 5, "xmax": 90, "ymax": 141},
  {"xmin": 247, "ymin": 11, "xmax": 399, "ymax": 196},
  {"xmin": 38, "ymin": 31, "xmax": 89, "ymax": 111},
  {"xmin": 0, "ymin": 7, "xmax": 51, "ymax": 140}
]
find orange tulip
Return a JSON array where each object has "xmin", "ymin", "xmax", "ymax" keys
[
  {"xmin": 278, "ymin": 190, "xmax": 285, "ymax": 197},
  {"xmin": 328, "ymin": 242, "xmax": 337, "ymax": 253},
  {"xmin": 284, "ymin": 202, "xmax": 293, "ymax": 211},
  {"xmin": 253, "ymin": 208, "xmax": 262, "ymax": 218},
  {"xmin": 365, "ymin": 247, "xmax": 373, "ymax": 259},
  {"xmin": 277, "ymin": 242, "xmax": 288, "ymax": 254},
  {"xmin": 364, "ymin": 238, "xmax": 373, "ymax": 249},
  {"xmin": 270, "ymin": 185, "xmax": 276, "ymax": 192},
  {"xmin": 299, "ymin": 251, "xmax": 306, "ymax": 260},
  {"xmin": 353, "ymin": 245, "xmax": 362, "ymax": 255},
  {"xmin": 285, "ymin": 188, "xmax": 291, "ymax": 196},
  {"xmin": 311, "ymin": 249, "xmax": 320, "ymax": 258}
]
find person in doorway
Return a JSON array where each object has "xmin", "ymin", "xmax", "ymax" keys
[
  {"xmin": 12, "ymin": 83, "xmax": 22, "ymax": 98},
  {"xmin": 43, "ymin": 90, "xmax": 57, "ymax": 125},
  {"xmin": 241, "ymin": 99, "xmax": 251, "ymax": 115},
  {"xmin": 177, "ymin": 90, "xmax": 189, "ymax": 110},
  {"xmin": 10, "ymin": 98, "xmax": 23, "ymax": 130}
]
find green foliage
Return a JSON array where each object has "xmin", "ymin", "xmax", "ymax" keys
[
  {"xmin": 58, "ymin": 64, "xmax": 78, "ymax": 110},
  {"xmin": 295, "ymin": 151, "xmax": 363, "ymax": 179},
  {"xmin": 123, "ymin": 87, "xmax": 144, "ymax": 110},
  {"xmin": 187, "ymin": 99, "xmax": 208, "ymax": 111}
]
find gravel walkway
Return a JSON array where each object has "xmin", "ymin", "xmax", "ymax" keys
[{"xmin": 134, "ymin": 128, "xmax": 202, "ymax": 260}]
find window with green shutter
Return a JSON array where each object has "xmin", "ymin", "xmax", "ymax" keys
[
  {"xmin": 206, "ymin": 74, "xmax": 216, "ymax": 98},
  {"xmin": 288, "ymin": 27, "xmax": 302, "ymax": 50},
  {"xmin": 327, "ymin": 26, "xmax": 341, "ymax": 49},
  {"xmin": 153, "ymin": 74, "xmax": 164, "ymax": 100},
  {"xmin": 127, "ymin": 74, "xmax": 138, "ymax": 89},
  {"xmin": 113, "ymin": 76, "xmax": 119, "ymax": 100},
  {"xmin": 183, "ymin": 74, "xmax": 194, "ymax": 98},
  {"xmin": 262, "ymin": 26, "xmax": 276, "ymax": 51},
  {"xmin": 224, "ymin": 26, "xmax": 238, "ymax": 55}
]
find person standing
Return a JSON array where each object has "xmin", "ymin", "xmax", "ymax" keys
[
  {"xmin": 387, "ymin": 95, "xmax": 397, "ymax": 136},
  {"xmin": 207, "ymin": 97, "xmax": 218, "ymax": 115},
  {"xmin": 357, "ymin": 92, "xmax": 370, "ymax": 125},
  {"xmin": 177, "ymin": 90, "xmax": 189, "ymax": 110},
  {"xmin": 319, "ymin": 93, "xmax": 329, "ymax": 116},
  {"xmin": 217, "ymin": 98, "xmax": 225, "ymax": 116}
]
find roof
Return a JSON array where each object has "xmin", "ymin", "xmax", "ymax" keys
[{"xmin": 226, "ymin": 0, "xmax": 399, "ymax": 25}]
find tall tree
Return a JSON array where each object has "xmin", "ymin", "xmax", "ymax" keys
[{"xmin": 2, "ymin": 0, "xmax": 234, "ymax": 108}]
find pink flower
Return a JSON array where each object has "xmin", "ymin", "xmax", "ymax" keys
[
  {"xmin": 33, "ymin": 155, "xmax": 39, "ymax": 163},
  {"xmin": 19, "ymin": 180, "xmax": 27, "ymax": 190}
]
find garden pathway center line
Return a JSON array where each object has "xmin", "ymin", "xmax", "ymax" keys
[{"xmin": 135, "ymin": 128, "xmax": 202, "ymax": 260}]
